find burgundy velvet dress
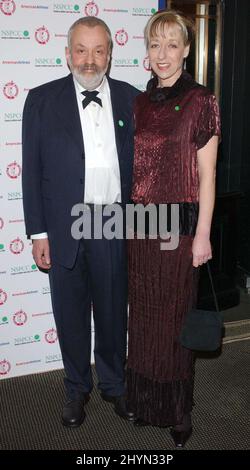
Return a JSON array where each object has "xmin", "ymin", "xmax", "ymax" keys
[{"xmin": 127, "ymin": 72, "xmax": 221, "ymax": 427}]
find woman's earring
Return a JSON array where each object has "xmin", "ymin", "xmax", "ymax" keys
[{"xmin": 183, "ymin": 58, "xmax": 187, "ymax": 70}]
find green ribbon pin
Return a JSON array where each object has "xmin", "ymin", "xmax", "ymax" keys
[{"xmin": 118, "ymin": 120, "xmax": 124, "ymax": 127}]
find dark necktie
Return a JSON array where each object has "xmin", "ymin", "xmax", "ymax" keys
[{"xmin": 81, "ymin": 90, "xmax": 102, "ymax": 109}]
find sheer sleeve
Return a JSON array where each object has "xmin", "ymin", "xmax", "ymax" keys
[{"xmin": 194, "ymin": 93, "xmax": 221, "ymax": 150}]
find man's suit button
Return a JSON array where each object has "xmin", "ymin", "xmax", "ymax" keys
[
  {"xmin": 81, "ymin": 152, "xmax": 84, "ymax": 159},
  {"xmin": 80, "ymin": 178, "xmax": 83, "ymax": 184}
]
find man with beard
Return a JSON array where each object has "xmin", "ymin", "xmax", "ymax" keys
[{"xmin": 22, "ymin": 17, "xmax": 139, "ymax": 427}]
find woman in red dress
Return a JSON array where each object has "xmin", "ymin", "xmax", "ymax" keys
[{"xmin": 127, "ymin": 9, "xmax": 221, "ymax": 447}]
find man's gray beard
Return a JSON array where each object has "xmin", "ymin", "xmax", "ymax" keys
[
  {"xmin": 70, "ymin": 65, "xmax": 106, "ymax": 90},
  {"xmin": 67, "ymin": 53, "xmax": 110, "ymax": 90}
]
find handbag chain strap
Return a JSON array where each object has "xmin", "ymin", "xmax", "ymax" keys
[{"xmin": 207, "ymin": 262, "xmax": 220, "ymax": 313}]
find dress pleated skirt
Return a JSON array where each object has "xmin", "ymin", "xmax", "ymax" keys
[{"xmin": 127, "ymin": 234, "xmax": 199, "ymax": 427}]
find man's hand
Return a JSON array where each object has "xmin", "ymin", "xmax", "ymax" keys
[{"xmin": 32, "ymin": 238, "xmax": 51, "ymax": 269}]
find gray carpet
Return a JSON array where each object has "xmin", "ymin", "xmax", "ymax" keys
[
  {"xmin": 0, "ymin": 340, "xmax": 249, "ymax": 450},
  {"xmin": 222, "ymin": 288, "xmax": 250, "ymax": 322}
]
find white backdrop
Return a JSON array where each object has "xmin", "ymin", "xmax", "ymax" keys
[{"xmin": 0, "ymin": 0, "xmax": 160, "ymax": 379}]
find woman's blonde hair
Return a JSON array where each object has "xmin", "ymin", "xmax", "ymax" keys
[{"xmin": 144, "ymin": 9, "xmax": 195, "ymax": 49}]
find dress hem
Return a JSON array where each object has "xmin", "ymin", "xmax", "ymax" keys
[{"xmin": 127, "ymin": 367, "xmax": 194, "ymax": 427}]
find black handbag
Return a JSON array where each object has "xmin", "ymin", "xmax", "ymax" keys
[{"xmin": 180, "ymin": 263, "xmax": 223, "ymax": 351}]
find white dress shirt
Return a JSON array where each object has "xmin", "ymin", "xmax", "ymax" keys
[
  {"xmin": 31, "ymin": 75, "xmax": 121, "ymax": 239},
  {"xmin": 75, "ymin": 76, "xmax": 121, "ymax": 205}
]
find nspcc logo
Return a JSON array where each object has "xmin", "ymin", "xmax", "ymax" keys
[
  {"xmin": 45, "ymin": 328, "xmax": 58, "ymax": 344},
  {"xmin": 0, "ymin": 289, "xmax": 7, "ymax": 305},
  {"xmin": 3, "ymin": 81, "xmax": 18, "ymax": 99},
  {"xmin": 53, "ymin": 4, "xmax": 80, "ymax": 13},
  {"xmin": 8, "ymin": 191, "xmax": 22, "ymax": 201},
  {"xmin": 35, "ymin": 57, "xmax": 62, "ymax": 67},
  {"xmin": 132, "ymin": 7, "xmax": 156, "ymax": 16},
  {"xmin": 13, "ymin": 309, "xmax": 28, "ymax": 326},
  {"xmin": 84, "ymin": 1, "xmax": 99, "ymax": 16},
  {"xmin": 0, "ymin": 359, "xmax": 11, "ymax": 375},
  {"xmin": 35, "ymin": 26, "xmax": 50, "ymax": 45},
  {"xmin": 9, "ymin": 237, "xmax": 24, "ymax": 255},
  {"xmin": 0, "ymin": 0, "xmax": 16, "ymax": 16},
  {"xmin": 4, "ymin": 113, "xmax": 22, "ymax": 122},
  {"xmin": 6, "ymin": 161, "xmax": 21, "ymax": 179},
  {"xmin": 115, "ymin": 29, "xmax": 128, "ymax": 46},
  {"xmin": 114, "ymin": 58, "xmax": 139, "ymax": 68},
  {"xmin": 1, "ymin": 30, "xmax": 29, "ymax": 40}
]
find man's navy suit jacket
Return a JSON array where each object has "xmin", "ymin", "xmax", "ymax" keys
[{"xmin": 22, "ymin": 74, "xmax": 140, "ymax": 268}]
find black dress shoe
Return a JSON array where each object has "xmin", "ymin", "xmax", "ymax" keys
[
  {"xmin": 100, "ymin": 393, "xmax": 135, "ymax": 421},
  {"xmin": 62, "ymin": 399, "xmax": 86, "ymax": 428},
  {"xmin": 133, "ymin": 417, "xmax": 149, "ymax": 427},
  {"xmin": 169, "ymin": 427, "xmax": 192, "ymax": 448}
]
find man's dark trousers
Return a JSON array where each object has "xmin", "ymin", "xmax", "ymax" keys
[{"xmin": 49, "ymin": 221, "xmax": 127, "ymax": 400}]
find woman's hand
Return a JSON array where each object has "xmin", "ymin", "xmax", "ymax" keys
[
  {"xmin": 192, "ymin": 233, "xmax": 212, "ymax": 267},
  {"xmin": 193, "ymin": 135, "xmax": 219, "ymax": 268}
]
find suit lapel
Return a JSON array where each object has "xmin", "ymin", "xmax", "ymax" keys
[
  {"xmin": 52, "ymin": 75, "xmax": 131, "ymax": 159},
  {"xmin": 53, "ymin": 74, "xmax": 84, "ymax": 154},
  {"xmin": 108, "ymin": 77, "xmax": 130, "ymax": 159}
]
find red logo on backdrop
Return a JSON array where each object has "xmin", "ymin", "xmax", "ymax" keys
[
  {"xmin": 84, "ymin": 1, "xmax": 99, "ymax": 16},
  {"xmin": 13, "ymin": 309, "xmax": 27, "ymax": 326},
  {"xmin": 0, "ymin": 289, "xmax": 7, "ymax": 305},
  {"xmin": 3, "ymin": 81, "xmax": 18, "ymax": 99},
  {"xmin": 45, "ymin": 328, "xmax": 58, "ymax": 344},
  {"xmin": 143, "ymin": 56, "xmax": 151, "ymax": 71},
  {"xmin": 0, "ymin": 359, "xmax": 11, "ymax": 375},
  {"xmin": 6, "ymin": 161, "xmax": 21, "ymax": 179},
  {"xmin": 9, "ymin": 237, "xmax": 24, "ymax": 255},
  {"xmin": 115, "ymin": 29, "xmax": 128, "ymax": 46},
  {"xmin": 35, "ymin": 26, "xmax": 50, "ymax": 45},
  {"xmin": 0, "ymin": 0, "xmax": 16, "ymax": 16},
  {"xmin": 0, "ymin": 218, "xmax": 4, "ymax": 230}
]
